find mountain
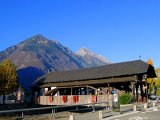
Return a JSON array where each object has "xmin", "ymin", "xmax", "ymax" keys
[
  {"xmin": 0, "ymin": 34, "xmax": 110, "ymax": 88},
  {"xmin": 0, "ymin": 34, "xmax": 84, "ymax": 71},
  {"xmin": 77, "ymin": 47, "xmax": 111, "ymax": 67},
  {"xmin": 0, "ymin": 34, "xmax": 84, "ymax": 88}
]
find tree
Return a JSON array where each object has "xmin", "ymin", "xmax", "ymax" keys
[
  {"xmin": 155, "ymin": 68, "xmax": 160, "ymax": 95},
  {"xmin": 156, "ymin": 68, "xmax": 160, "ymax": 79},
  {"xmin": 0, "ymin": 59, "xmax": 18, "ymax": 94},
  {"xmin": 0, "ymin": 64, "xmax": 5, "ymax": 89},
  {"xmin": 147, "ymin": 59, "xmax": 155, "ymax": 94},
  {"xmin": 0, "ymin": 59, "xmax": 18, "ymax": 104},
  {"xmin": 147, "ymin": 58, "xmax": 154, "ymax": 66}
]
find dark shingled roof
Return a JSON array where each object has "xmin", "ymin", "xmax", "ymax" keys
[
  {"xmin": 39, "ymin": 76, "xmax": 137, "ymax": 88},
  {"xmin": 35, "ymin": 60, "xmax": 156, "ymax": 85}
]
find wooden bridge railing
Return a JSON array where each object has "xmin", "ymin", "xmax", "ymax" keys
[{"xmin": 34, "ymin": 95, "xmax": 112, "ymax": 106}]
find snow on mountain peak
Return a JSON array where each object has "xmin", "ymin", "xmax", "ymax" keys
[
  {"xmin": 77, "ymin": 47, "xmax": 94, "ymax": 56},
  {"xmin": 77, "ymin": 47, "xmax": 111, "ymax": 64}
]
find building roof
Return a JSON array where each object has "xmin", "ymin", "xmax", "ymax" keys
[
  {"xmin": 39, "ymin": 76, "xmax": 137, "ymax": 88},
  {"xmin": 35, "ymin": 60, "xmax": 156, "ymax": 87}
]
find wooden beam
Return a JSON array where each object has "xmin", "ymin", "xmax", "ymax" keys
[
  {"xmin": 40, "ymin": 76, "xmax": 137, "ymax": 88},
  {"xmin": 87, "ymin": 85, "xmax": 107, "ymax": 94}
]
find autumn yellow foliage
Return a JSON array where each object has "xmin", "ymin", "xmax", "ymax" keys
[{"xmin": 0, "ymin": 59, "xmax": 18, "ymax": 95}]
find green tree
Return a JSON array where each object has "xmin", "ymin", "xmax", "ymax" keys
[{"xmin": 0, "ymin": 59, "xmax": 18, "ymax": 104}]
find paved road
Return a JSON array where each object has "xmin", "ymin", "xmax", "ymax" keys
[{"xmin": 108, "ymin": 107, "xmax": 160, "ymax": 120}]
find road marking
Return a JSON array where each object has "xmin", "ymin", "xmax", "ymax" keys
[
  {"xmin": 143, "ymin": 117, "xmax": 148, "ymax": 119},
  {"xmin": 145, "ymin": 111, "xmax": 151, "ymax": 112},
  {"xmin": 128, "ymin": 116, "xmax": 148, "ymax": 120},
  {"xmin": 153, "ymin": 108, "xmax": 158, "ymax": 111},
  {"xmin": 141, "ymin": 112, "xmax": 146, "ymax": 114}
]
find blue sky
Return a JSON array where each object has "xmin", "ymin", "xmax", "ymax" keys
[{"xmin": 0, "ymin": 0, "xmax": 160, "ymax": 67}]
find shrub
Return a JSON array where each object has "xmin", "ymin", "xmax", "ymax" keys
[
  {"xmin": 156, "ymin": 88, "xmax": 160, "ymax": 96},
  {"xmin": 119, "ymin": 93, "xmax": 133, "ymax": 105}
]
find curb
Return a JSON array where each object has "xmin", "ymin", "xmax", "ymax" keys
[
  {"xmin": 120, "ymin": 104, "xmax": 132, "ymax": 107},
  {"xmin": 103, "ymin": 111, "xmax": 140, "ymax": 120},
  {"xmin": 146, "ymin": 105, "xmax": 160, "ymax": 111},
  {"xmin": 103, "ymin": 105, "xmax": 160, "ymax": 120}
]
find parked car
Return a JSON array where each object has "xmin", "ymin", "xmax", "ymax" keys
[
  {"xmin": 156, "ymin": 96, "xmax": 160, "ymax": 100},
  {"xmin": 149, "ymin": 94, "xmax": 157, "ymax": 100}
]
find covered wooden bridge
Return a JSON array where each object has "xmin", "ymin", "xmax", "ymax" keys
[{"xmin": 33, "ymin": 60, "xmax": 156, "ymax": 106}]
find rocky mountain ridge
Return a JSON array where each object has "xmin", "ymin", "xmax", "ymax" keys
[
  {"xmin": 0, "ymin": 34, "xmax": 110, "ymax": 88},
  {"xmin": 77, "ymin": 47, "xmax": 110, "ymax": 67}
]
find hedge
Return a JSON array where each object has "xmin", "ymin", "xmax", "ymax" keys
[{"xmin": 119, "ymin": 93, "xmax": 133, "ymax": 105}]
